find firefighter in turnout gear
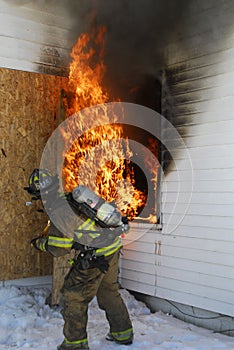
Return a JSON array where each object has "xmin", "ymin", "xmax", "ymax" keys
[{"xmin": 25, "ymin": 169, "xmax": 133, "ymax": 350}]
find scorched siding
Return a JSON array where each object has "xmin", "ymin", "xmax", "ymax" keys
[
  {"xmin": 157, "ymin": 20, "xmax": 234, "ymax": 315},
  {"xmin": 0, "ymin": 0, "xmax": 74, "ymax": 75},
  {"xmin": 120, "ymin": 0, "xmax": 234, "ymax": 317}
]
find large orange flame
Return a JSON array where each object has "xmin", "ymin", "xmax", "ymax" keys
[
  {"xmin": 61, "ymin": 26, "xmax": 148, "ymax": 219},
  {"xmin": 63, "ymin": 26, "xmax": 109, "ymax": 115}
]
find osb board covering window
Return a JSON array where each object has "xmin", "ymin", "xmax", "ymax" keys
[{"xmin": 0, "ymin": 67, "xmax": 67, "ymax": 280}]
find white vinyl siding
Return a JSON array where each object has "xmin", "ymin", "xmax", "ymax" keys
[
  {"xmin": 120, "ymin": 226, "xmax": 157, "ymax": 296},
  {"xmin": 0, "ymin": 0, "xmax": 76, "ymax": 75},
  {"xmin": 121, "ymin": 0, "xmax": 234, "ymax": 317},
  {"xmin": 157, "ymin": 31, "xmax": 234, "ymax": 315}
]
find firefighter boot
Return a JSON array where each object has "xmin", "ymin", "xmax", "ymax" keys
[
  {"xmin": 57, "ymin": 339, "xmax": 89, "ymax": 350},
  {"xmin": 105, "ymin": 331, "xmax": 133, "ymax": 345}
]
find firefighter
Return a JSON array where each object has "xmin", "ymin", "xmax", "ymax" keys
[{"xmin": 24, "ymin": 169, "xmax": 133, "ymax": 350}]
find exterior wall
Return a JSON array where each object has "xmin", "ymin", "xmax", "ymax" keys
[
  {"xmin": 120, "ymin": 0, "xmax": 234, "ymax": 318},
  {"xmin": 133, "ymin": 292, "xmax": 234, "ymax": 336},
  {"xmin": 0, "ymin": 0, "xmax": 82, "ymax": 76},
  {"xmin": 120, "ymin": 224, "xmax": 157, "ymax": 296}
]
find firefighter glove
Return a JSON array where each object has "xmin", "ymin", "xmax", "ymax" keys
[{"xmin": 31, "ymin": 236, "xmax": 48, "ymax": 252}]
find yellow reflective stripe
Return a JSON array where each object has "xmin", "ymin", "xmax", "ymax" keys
[
  {"xmin": 111, "ymin": 327, "xmax": 133, "ymax": 341},
  {"xmin": 30, "ymin": 175, "xmax": 39, "ymax": 184},
  {"xmin": 78, "ymin": 218, "xmax": 96, "ymax": 231},
  {"xmin": 88, "ymin": 233, "xmax": 101, "ymax": 238},
  {"xmin": 37, "ymin": 239, "xmax": 47, "ymax": 252},
  {"xmin": 65, "ymin": 337, "xmax": 88, "ymax": 346},
  {"xmin": 48, "ymin": 236, "xmax": 73, "ymax": 248},
  {"xmin": 112, "ymin": 327, "xmax": 133, "ymax": 336},
  {"xmin": 77, "ymin": 218, "xmax": 88, "ymax": 230},
  {"xmin": 75, "ymin": 218, "xmax": 99, "ymax": 240},
  {"xmin": 96, "ymin": 237, "xmax": 122, "ymax": 257}
]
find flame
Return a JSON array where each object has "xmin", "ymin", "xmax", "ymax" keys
[
  {"xmin": 63, "ymin": 26, "xmax": 109, "ymax": 115},
  {"xmin": 61, "ymin": 26, "xmax": 147, "ymax": 219}
]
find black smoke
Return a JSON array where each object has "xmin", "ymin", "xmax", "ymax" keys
[{"xmin": 65, "ymin": 0, "xmax": 190, "ymax": 105}]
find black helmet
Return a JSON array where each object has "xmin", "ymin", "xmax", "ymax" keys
[{"xmin": 24, "ymin": 168, "xmax": 58, "ymax": 199}]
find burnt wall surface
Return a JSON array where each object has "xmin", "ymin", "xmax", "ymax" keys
[
  {"xmin": 1, "ymin": 1, "xmax": 231, "ymax": 115},
  {"xmin": 1, "ymin": 0, "xmax": 232, "ymax": 98},
  {"xmin": 0, "ymin": 0, "xmax": 191, "ymax": 99},
  {"xmin": 0, "ymin": 67, "xmax": 67, "ymax": 280}
]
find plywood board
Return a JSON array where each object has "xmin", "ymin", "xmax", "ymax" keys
[{"xmin": 0, "ymin": 67, "xmax": 67, "ymax": 280}]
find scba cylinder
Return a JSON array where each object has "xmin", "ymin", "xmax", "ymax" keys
[{"xmin": 72, "ymin": 185, "xmax": 123, "ymax": 227}]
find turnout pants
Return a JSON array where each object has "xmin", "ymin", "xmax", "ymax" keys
[{"xmin": 61, "ymin": 250, "xmax": 133, "ymax": 344}]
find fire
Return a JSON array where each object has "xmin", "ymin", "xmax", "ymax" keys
[
  {"xmin": 61, "ymin": 26, "xmax": 147, "ymax": 219},
  {"xmin": 62, "ymin": 26, "xmax": 109, "ymax": 115}
]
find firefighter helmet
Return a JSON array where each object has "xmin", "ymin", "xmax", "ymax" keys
[{"xmin": 24, "ymin": 168, "xmax": 58, "ymax": 199}]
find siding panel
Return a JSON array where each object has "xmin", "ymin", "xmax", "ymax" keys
[
  {"xmin": 157, "ymin": 277, "xmax": 234, "ymax": 306},
  {"xmin": 121, "ymin": 0, "xmax": 234, "ymax": 315},
  {"xmin": 160, "ymin": 256, "xmax": 234, "ymax": 279},
  {"xmin": 164, "ymin": 225, "xmax": 234, "ymax": 242},
  {"xmin": 120, "ymin": 278, "xmax": 155, "ymax": 295},
  {"xmin": 156, "ymin": 287, "xmax": 234, "ymax": 317},
  {"xmin": 0, "ymin": 1, "xmax": 73, "ymax": 75},
  {"xmin": 157, "ymin": 0, "xmax": 234, "ymax": 316},
  {"xmin": 162, "ymin": 214, "xmax": 234, "ymax": 230}
]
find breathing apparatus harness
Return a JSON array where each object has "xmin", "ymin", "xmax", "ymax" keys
[
  {"xmin": 66, "ymin": 185, "xmax": 129, "ymax": 234},
  {"xmin": 65, "ymin": 186, "xmax": 129, "ymax": 272}
]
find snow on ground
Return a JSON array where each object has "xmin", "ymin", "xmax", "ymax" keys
[{"xmin": 0, "ymin": 285, "xmax": 234, "ymax": 350}]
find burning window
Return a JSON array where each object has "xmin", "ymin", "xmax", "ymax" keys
[{"xmin": 60, "ymin": 26, "xmax": 161, "ymax": 224}]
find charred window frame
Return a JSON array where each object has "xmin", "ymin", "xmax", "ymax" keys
[{"xmin": 123, "ymin": 73, "xmax": 163, "ymax": 227}]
